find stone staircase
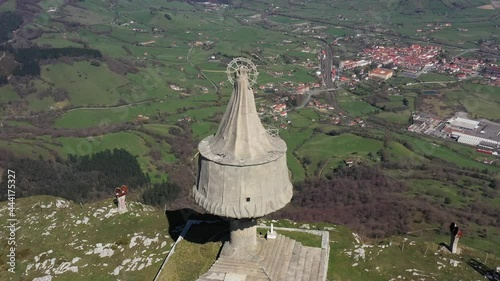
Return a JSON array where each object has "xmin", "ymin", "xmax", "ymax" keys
[
  {"xmin": 197, "ymin": 234, "xmax": 327, "ymax": 281},
  {"xmin": 256, "ymin": 234, "xmax": 327, "ymax": 281},
  {"xmin": 197, "ymin": 257, "xmax": 269, "ymax": 281}
]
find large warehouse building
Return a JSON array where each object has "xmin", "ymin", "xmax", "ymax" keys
[{"xmin": 446, "ymin": 117, "xmax": 500, "ymax": 150}]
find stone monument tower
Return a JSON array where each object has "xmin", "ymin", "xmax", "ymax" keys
[
  {"xmin": 193, "ymin": 58, "xmax": 293, "ymax": 255},
  {"xmin": 115, "ymin": 185, "xmax": 128, "ymax": 214},
  {"xmin": 449, "ymin": 222, "xmax": 462, "ymax": 254}
]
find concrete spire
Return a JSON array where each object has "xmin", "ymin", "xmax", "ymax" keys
[
  {"xmin": 193, "ymin": 63, "xmax": 293, "ymax": 219},
  {"xmin": 208, "ymin": 68, "xmax": 280, "ymax": 164}
]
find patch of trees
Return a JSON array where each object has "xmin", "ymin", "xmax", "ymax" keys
[
  {"xmin": 15, "ymin": 0, "xmax": 42, "ymax": 22},
  {"xmin": 37, "ymin": 87, "xmax": 69, "ymax": 102},
  {"xmin": 0, "ymin": 11, "xmax": 23, "ymax": 43},
  {"xmin": 282, "ymin": 54, "xmax": 300, "ymax": 64},
  {"xmin": 274, "ymin": 165, "xmax": 411, "ymax": 238},
  {"xmin": 12, "ymin": 47, "xmax": 102, "ymax": 76},
  {"xmin": 104, "ymin": 57, "xmax": 139, "ymax": 75},
  {"xmin": 0, "ymin": 149, "xmax": 148, "ymax": 203},
  {"xmin": 0, "ymin": 75, "xmax": 7, "ymax": 86},
  {"xmin": 68, "ymin": 148, "xmax": 148, "ymax": 189},
  {"xmin": 184, "ymin": 0, "xmax": 231, "ymax": 4},
  {"xmin": 142, "ymin": 181, "xmax": 181, "ymax": 206}
]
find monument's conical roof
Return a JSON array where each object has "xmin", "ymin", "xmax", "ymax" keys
[{"xmin": 198, "ymin": 67, "xmax": 286, "ymax": 166}]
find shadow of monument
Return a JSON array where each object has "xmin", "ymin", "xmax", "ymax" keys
[
  {"xmin": 468, "ymin": 258, "xmax": 500, "ymax": 281},
  {"xmin": 438, "ymin": 242, "xmax": 451, "ymax": 252},
  {"xmin": 165, "ymin": 208, "xmax": 230, "ymax": 244}
]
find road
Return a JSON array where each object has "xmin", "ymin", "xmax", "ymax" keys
[
  {"xmin": 453, "ymin": 48, "xmax": 480, "ymax": 58},
  {"xmin": 186, "ymin": 44, "xmax": 219, "ymax": 95},
  {"xmin": 296, "ymin": 88, "xmax": 338, "ymax": 109},
  {"xmin": 319, "ymin": 40, "xmax": 348, "ymax": 117}
]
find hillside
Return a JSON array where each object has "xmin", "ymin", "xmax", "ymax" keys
[
  {"xmin": 0, "ymin": 195, "xmax": 173, "ymax": 281},
  {"xmin": 1, "ymin": 196, "xmax": 499, "ymax": 281}
]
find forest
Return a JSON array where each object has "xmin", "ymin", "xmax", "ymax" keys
[
  {"xmin": 0, "ymin": 149, "xmax": 149, "ymax": 203},
  {"xmin": 272, "ymin": 161, "xmax": 499, "ymax": 238},
  {"xmin": 142, "ymin": 180, "xmax": 182, "ymax": 206},
  {"xmin": 12, "ymin": 47, "xmax": 102, "ymax": 76},
  {"xmin": 0, "ymin": 11, "xmax": 23, "ymax": 43}
]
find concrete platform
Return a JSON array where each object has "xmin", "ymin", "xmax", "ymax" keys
[{"xmin": 197, "ymin": 234, "xmax": 328, "ymax": 281}]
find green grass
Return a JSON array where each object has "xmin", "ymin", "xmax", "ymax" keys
[
  {"xmin": 376, "ymin": 110, "xmax": 412, "ymax": 124},
  {"xmin": 40, "ymin": 61, "xmax": 130, "ymax": 106},
  {"xmin": 157, "ymin": 240, "xmax": 221, "ymax": 281},
  {"xmin": 3, "ymin": 120, "xmax": 34, "ymax": 127},
  {"xmin": 58, "ymin": 132, "xmax": 149, "ymax": 157},
  {"xmin": 157, "ymin": 222, "xmax": 228, "ymax": 281},
  {"xmin": 34, "ymin": 33, "xmax": 84, "ymax": 48},
  {"xmin": 337, "ymin": 90, "xmax": 379, "ymax": 117},
  {"xmin": 297, "ymin": 133, "xmax": 383, "ymax": 176},
  {"xmin": 0, "ymin": 0, "xmax": 16, "ymax": 12},
  {"xmin": 0, "ymin": 85, "xmax": 18, "ymax": 103},
  {"xmin": 268, "ymin": 15, "xmax": 307, "ymax": 24},
  {"xmin": 444, "ymin": 83, "xmax": 500, "ymax": 120},
  {"xmin": 143, "ymin": 123, "xmax": 180, "ymax": 136},
  {"xmin": 0, "ymin": 195, "xmax": 174, "ymax": 281},
  {"xmin": 279, "ymin": 127, "xmax": 314, "ymax": 182},
  {"xmin": 191, "ymin": 121, "xmax": 217, "ymax": 140},
  {"xmin": 397, "ymin": 133, "xmax": 500, "ymax": 172},
  {"xmin": 0, "ymin": 140, "xmax": 53, "ymax": 159},
  {"xmin": 275, "ymin": 230, "xmax": 322, "ymax": 248},
  {"xmin": 54, "ymin": 98, "xmax": 192, "ymax": 129},
  {"xmin": 385, "ymin": 140, "xmax": 427, "ymax": 165},
  {"xmin": 419, "ymin": 73, "xmax": 456, "ymax": 82}
]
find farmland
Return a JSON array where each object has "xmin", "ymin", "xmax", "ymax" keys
[{"xmin": 1, "ymin": 0, "xmax": 500, "ymax": 279}]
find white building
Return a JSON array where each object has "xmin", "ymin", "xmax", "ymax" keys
[{"xmin": 446, "ymin": 117, "xmax": 480, "ymax": 130}]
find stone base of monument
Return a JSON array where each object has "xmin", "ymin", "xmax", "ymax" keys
[
  {"xmin": 198, "ymin": 234, "xmax": 328, "ymax": 281},
  {"xmin": 266, "ymin": 231, "xmax": 277, "ymax": 240}
]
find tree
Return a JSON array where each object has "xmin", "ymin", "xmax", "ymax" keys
[
  {"xmin": 402, "ymin": 97, "xmax": 409, "ymax": 107},
  {"xmin": 302, "ymin": 156, "xmax": 312, "ymax": 166}
]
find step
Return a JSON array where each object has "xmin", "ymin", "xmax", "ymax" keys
[
  {"xmin": 263, "ymin": 234, "xmax": 285, "ymax": 270},
  {"xmin": 269, "ymin": 236, "xmax": 290, "ymax": 280},
  {"xmin": 301, "ymin": 248, "xmax": 316, "ymax": 281},
  {"xmin": 211, "ymin": 262, "xmax": 265, "ymax": 276},
  {"xmin": 197, "ymin": 271, "xmax": 225, "ymax": 281},
  {"xmin": 276, "ymin": 238, "xmax": 296, "ymax": 281},
  {"xmin": 285, "ymin": 242, "xmax": 303, "ymax": 281},
  {"xmin": 260, "ymin": 236, "xmax": 277, "ymax": 267},
  {"xmin": 308, "ymin": 249, "xmax": 321, "ymax": 281},
  {"xmin": 293, "ymin": 245, "xmax": 308, "ymax": 281}
]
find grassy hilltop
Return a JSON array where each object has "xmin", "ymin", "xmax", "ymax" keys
[
  {"xmin": 1, "ymin": 196, "xmax": 499, "ymax": 280},
  {"xmin": 0, "ymin": 196, "xmax": 173, "ymax": 281}
]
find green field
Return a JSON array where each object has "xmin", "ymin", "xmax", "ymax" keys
[
  {"xmin": 0, "ymin": 85, "xmax": 18, "ymax": 104},
  {"xmin": 58, "ymin": 132, "xmax": 149, "ymax": 157},
  {"xmin": 297, "ymin": 133, "xmax": 383, "ymax": 176},
  {"xmin": 40, "ymin": 62, "xmax": 131, "ymax": 106},
  {"xmin": 444, "ymin": 84, "xmax": 500, "ymax": 120},
  {"xmin": 376, "ymin": 110, "xmax": 412, "ymax": 124}
]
